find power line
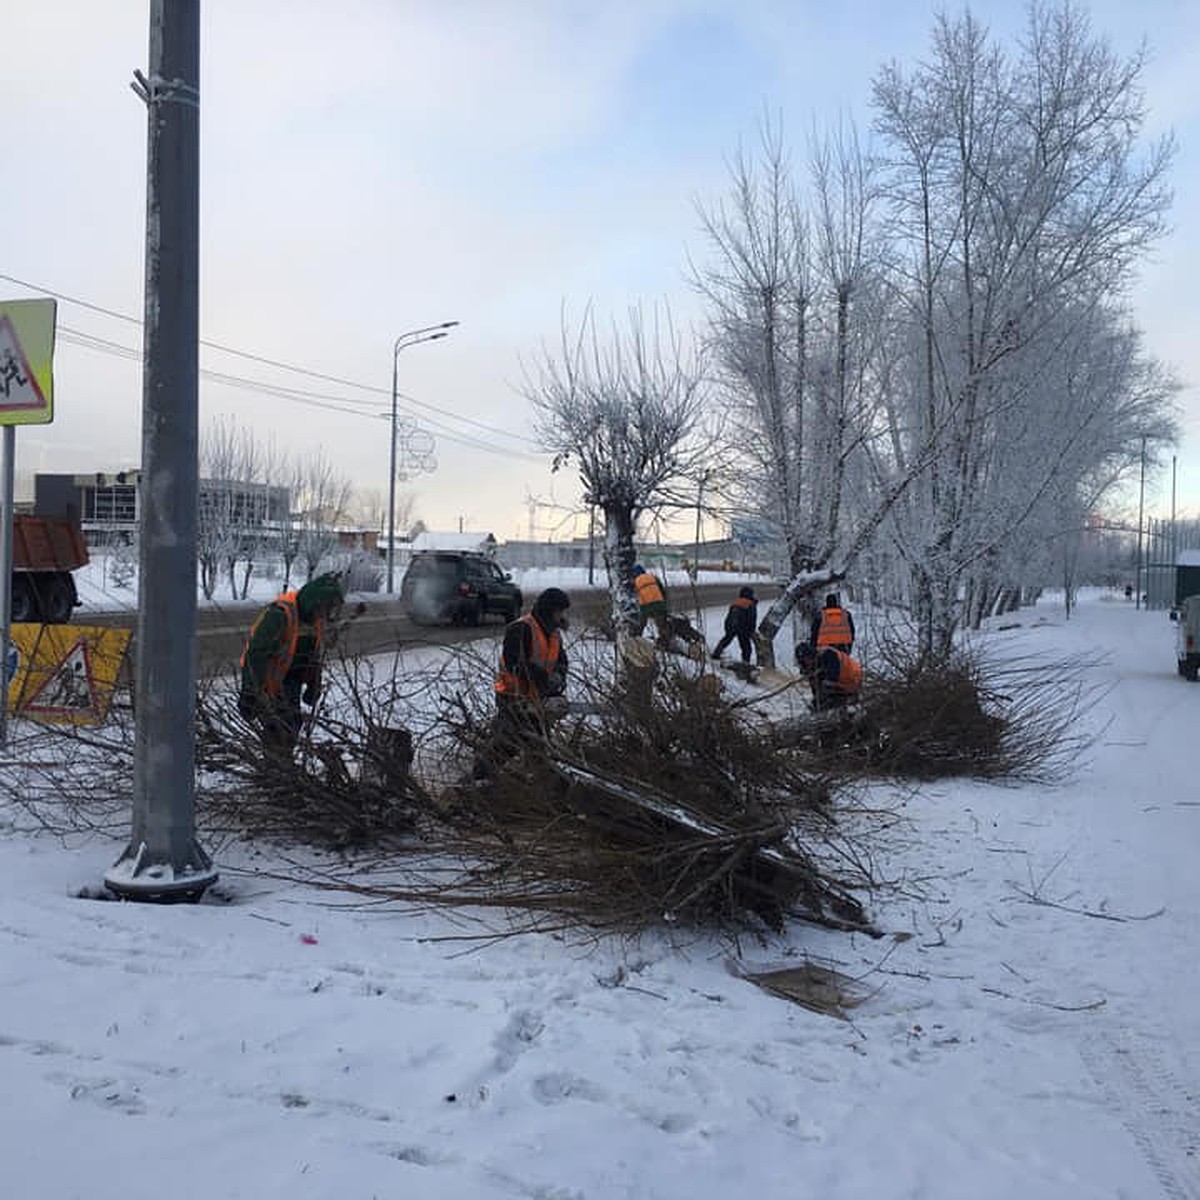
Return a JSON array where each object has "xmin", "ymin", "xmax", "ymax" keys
[
  {"xmin": 1, "ymin": 270, "xmax": 539, "ymax": 447},
  {"xmin": 55, "ymin": 324, "xmax": 544, "ymax": 461}
]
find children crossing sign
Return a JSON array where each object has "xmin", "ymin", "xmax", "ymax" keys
[
  {"xmin": 0, "ymin": 298, "xmax": 56, "ymax": 425},
  {"xmin": 7, "ymin": 624, "xmax": 132, "ymax": 725}
]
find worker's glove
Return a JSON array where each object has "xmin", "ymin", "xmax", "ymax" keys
[
  {"xmin": 543, "ymin": 695, "xmax": 570, "ymax": 722},
  {"xmin": 237, "ymin": 692, "xmax": 259, "ymax": 722},
  {"xmin": 302, "ymin": 683, "xmax": 320, "ymax": 707}
]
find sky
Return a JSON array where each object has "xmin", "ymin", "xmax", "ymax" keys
[
  {"xmin": 2, "ymin": 0, "xmax": 1200, "ymax": 539},
  {"xmin": 2, "ymin": 587, "xmax": 1198, "ymax": 1198}
]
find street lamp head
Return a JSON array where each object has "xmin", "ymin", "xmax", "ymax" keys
[
  {"xmin": 386, "ymin": 319, "xmax": 458, "ymax": 593},
  {"xmin": 393, "ymin": 320, "xmax": 460, "ymax": 356}
]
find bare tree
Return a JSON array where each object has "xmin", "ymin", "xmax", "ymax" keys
[
  {"xmin": 198, "ymin": 418, "xmax": 291, "ymax": 600},
  {"xmin": 352, "ymin": 483, "xmax": 415, "ymax": 543},
  {"xmin": 693, "ymin": 119, "xmax": 899, "ymax": 664},
  {"xmin": 294, "ymin": 448, "xmax": 354, "ymax": 582},
  {"xmin": 692, "ymin": 122, "xmax": 813, "ymax": 577},
  {"xmin": 197, "ymin": 417, "xmax": 250, "ymax": 601},
  {"xmin": 524, "ymin": 304, "xmax": 710, "ymax": 631}
]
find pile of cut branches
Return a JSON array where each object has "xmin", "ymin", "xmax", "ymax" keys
[
  {"xmin": 195, "ymin": 694, "xmax": 420, "ymax": 850},
  {"xmin": 429, "ymin": 654, "xmax": 874, "ymax": 935},
  {"xmin": 0, "ymin": 623, "xmax": 1095, "ymax": 939},
  {"xmin": 786, "ymin": 634, "xmax": 1101, "ymax": 783}
]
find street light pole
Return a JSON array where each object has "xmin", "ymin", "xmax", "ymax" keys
[
  {"xmin": 692, "ymin": 471, "xmax": 708, "ymax": 583},
  {"xmin": 387, "ymin": 321, "xmax": 457, "ymax": 593}
]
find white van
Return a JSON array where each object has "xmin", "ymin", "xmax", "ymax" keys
[{"xmin": 1170, "ymin": 595, "xmax": 1200, "ymax": 681}]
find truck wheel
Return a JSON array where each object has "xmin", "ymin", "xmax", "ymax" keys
[
  {"xmin": 1187, "ymin": 664, "xmax": 1199, "ymax": 683},
  {"xmin": 42, "ymin": 575, "xmax": 76, "ymax": 624},
  {"xmin": 11, "ymin": 577, "xmax": 36, "ymax": 623}
]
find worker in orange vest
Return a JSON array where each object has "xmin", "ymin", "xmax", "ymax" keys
[
  {"xmin": 238, "ymin": 572, "xmax": 345, "ymax": 759},
  {"xmin": 712, "ymin": 586, "xmax": 758, "ymax": 665},
  {"xmin": 632, "ymin": 564, "xmax": 670, "ymax": 646},
  {"xmin": 476, "ymin": 587, "xmax": 571, "ymax": 778},
  {"xmin": 810, "ymin": 592, "xmax": 855, "ymax": 654},
  {"xmin": 796, "ymin": 642, "xmax": 863, "ymax": 711}
]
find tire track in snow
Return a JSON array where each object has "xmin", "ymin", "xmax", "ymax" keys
[{"xmin": 1080, "ymin": 1031, "xmax": 1200, "ymax": 1200}]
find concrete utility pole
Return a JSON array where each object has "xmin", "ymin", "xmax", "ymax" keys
[{"xmin": 106, "ymin": 0, "xmax": 216, "ymax": 901}]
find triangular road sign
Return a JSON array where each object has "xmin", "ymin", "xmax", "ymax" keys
[
  {"xmin": 0, "ymin": 314, "xmax": 47, "ymax": 412},
  {"xmin": 22, "ymin": 638, "xmax": 97, "ymax": 716}
]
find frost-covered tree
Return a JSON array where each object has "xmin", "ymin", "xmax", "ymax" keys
[
  {"xmin": 694, "ymin": 120, "xmax": 908, "ymax": 664},
  {"xmin": 693, "ymin": 124, "xmax": 815, "ymax": 578},
  {"xmin": 294, "ymin": 449, "xmax": 353, "ymax": 582},
  {"xmin": 524, "ymin": 304, "xmax": 709, "ymax": 632},
  {"xmin": 198, "ymin": 418, "xmax": 289, "ymax": 600},
  {"xmin": 869, "ymin": 2, "xmax": 1175, "ymax": 659}
]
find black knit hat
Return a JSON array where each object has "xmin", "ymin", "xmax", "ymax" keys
[
  {"xmin": 534, "ymin": 587, "xmax": 571, "ymax": 617},
  {"xmin": 739, "ymin": 586, "xmax": 756, "ymax": 600}
]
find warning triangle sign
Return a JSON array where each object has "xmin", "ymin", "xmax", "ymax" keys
[
  {"xmin": 0, "ymin": 314, "xmax": 47, "ymax": 412},
  {"xmin": 23, "ymin": 639, "xmax": 97, "ymax": 716}
]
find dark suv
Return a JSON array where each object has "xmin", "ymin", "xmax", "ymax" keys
[{"xmin": 400, "ymin": 551, "xmax": 523, "ymax": 626}]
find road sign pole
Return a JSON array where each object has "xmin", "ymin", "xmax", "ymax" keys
[
  {"xmin": 0, "ymin": 426, "xmax": 14, "ymax": 749},
  {"xmin": 106, "ymin": 0, "xmax": 216, "ymax": 901}
]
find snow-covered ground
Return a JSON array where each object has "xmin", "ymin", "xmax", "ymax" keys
[{"xmin": 2, "ymin": 589, "xmax": 1199, "ymax": 1200}]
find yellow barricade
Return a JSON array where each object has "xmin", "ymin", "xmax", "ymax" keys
[{"xmin": 6, "ymin": 624, "xmax": 133, "ymax": 726}]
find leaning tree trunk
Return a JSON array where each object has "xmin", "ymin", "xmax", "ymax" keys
[{"xmin": 754, "ymin": 567, "xmax": 844, "ymax": 669}]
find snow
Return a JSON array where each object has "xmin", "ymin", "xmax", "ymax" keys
[{"xmin": 3, "ymin": 589, "xmax": 1199, "ymax": 1200}]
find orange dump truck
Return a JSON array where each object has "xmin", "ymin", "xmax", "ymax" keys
[{"xmin": 10, "ymin": 515, "xmax": 88, "ymax": 623}]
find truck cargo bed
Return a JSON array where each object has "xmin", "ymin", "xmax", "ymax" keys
[{"xmin": 12, "ymin": 516, "xmax": 89, "ymax": 573}]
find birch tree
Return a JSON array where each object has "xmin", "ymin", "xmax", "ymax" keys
[
  {"xmin": 694, "ymin": 120, "xmax": 900, "ymax": 664},
  {"xmin": 870, "ymin": 2, "xmax": 1175, "ymax": 659}
]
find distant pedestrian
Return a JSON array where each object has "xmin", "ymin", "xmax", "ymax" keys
[
  {"xmin": 712, "ymin": 586, "xmax": 757, "ymax": 665},
  {"xmin": 238, "ymin": 573, "xmax": 345, "ymax": 761},
  {"xmin": 632, "ymin": 564, "xmax": 670, "ymax": 646},
  {"xmin": 811, "ymin": 592, "xmax": 855, "ymax": 654}
]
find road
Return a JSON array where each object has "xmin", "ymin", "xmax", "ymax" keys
[{"xmin": 80, "ymin": 582, "xmax": 778, "ymax": 677}]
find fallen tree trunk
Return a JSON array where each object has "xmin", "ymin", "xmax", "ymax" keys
[{"xmin": 548, "ymin": 758, "xmax": 876, "ymax": 935}]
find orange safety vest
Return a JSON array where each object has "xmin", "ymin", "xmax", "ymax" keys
[
  {"xmin": 827, "ymin": 649, "xmax": 863, "ymax": 694},
  {"xmin": 815, "ymin": 606, "xmax": 852, "ymax": 649},
  {"xmin": 634, "ymin": 573, "xmax": 665, "ymax": 608},
  {"xmin": 495, "ymin": 615, "xmax": 562, "ymax": 699},
  {"xmin": 239, "ymin": 592, "xmax": 325, "ymax": 698},
  {"xmin": 730, "ymin": 596, "xmax": 754, "ymax": 613}
]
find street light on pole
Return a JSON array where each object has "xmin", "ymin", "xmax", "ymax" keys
[{"xmin": 387, "ymin": 321, "xmax": 458, "ymax": 593}]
